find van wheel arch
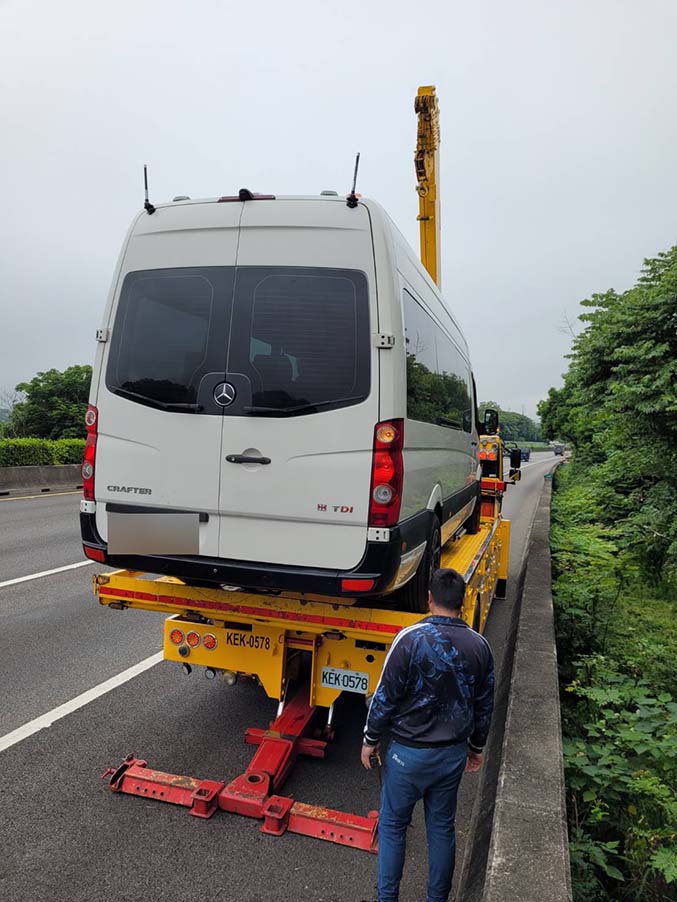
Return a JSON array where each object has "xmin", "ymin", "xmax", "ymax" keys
[{"xmin": 393, "ymin": 512, "xmax": 442, "ymax": 614}]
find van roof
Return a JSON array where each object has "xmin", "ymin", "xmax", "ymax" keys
[{"xmin": 153, "ymin": 194, "xmax": 354, "ymax": 209}]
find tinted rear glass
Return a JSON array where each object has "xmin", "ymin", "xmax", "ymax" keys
[
  {"xmin": 230, "ymin": 268, "xmax": 370, "ymax": 414},
  {"xmin": 106, "ymin": 266, "xmax": 370, "ymax": 416}
]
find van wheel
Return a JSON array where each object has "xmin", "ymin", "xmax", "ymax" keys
[
  {"xmin": 464, "ymin": 482, "xmax": 482, "ymax": 535},
  {"xmin": 396, "ymin": 517, "xmax": 442, "ymax": 614}
]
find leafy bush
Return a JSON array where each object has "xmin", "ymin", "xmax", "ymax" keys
[
  {"xmin": 52, "ymin": 438, "xmax": 86, "ymax": 464},
  {"xmin": 0, "ymin": 438, "xmax": 85, "ymax": 467},
  {"xmin": 552, "ymin": 466, "xmax": 677, "ymax": 901},
  {"xmin": 0, "ymin": 438, "xmax": 56, "ymax": 466}
]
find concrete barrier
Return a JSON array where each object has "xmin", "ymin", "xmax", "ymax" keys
[
  {"xmin": 484, "ymin": 475, "xmax": 571, "ymax": 900},
  {"xmin": 0, "ymin": 464, "xmax": 82, "ymax": 497}
]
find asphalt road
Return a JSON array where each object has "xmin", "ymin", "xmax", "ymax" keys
[{"xmin": 0, "ymin": 453, "xmax": 556, "ymax": 902}]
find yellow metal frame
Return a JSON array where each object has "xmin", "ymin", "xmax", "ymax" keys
[
  {"xmin": 415, "ymin": 85, "xmax": 441, "ymax": 287},
  {"xmin": 94, "ymin": 517, "xmax": 510, "ymax": 708}
]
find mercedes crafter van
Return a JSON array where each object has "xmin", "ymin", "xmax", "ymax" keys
[{"xmin": 80, "ymin": 194, "xmax": 481, "ymax": 612}]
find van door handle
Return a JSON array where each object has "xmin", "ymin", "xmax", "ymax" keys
[{"xmin": 225, "ymin": 454, "xmax": 271, "ymax": 465}]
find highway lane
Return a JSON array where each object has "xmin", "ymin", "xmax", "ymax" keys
[
  {"xmin": 0, "ymin": 492, "xmax": 165, "ymax": 734},
  {"xmin": 0, "ymin": 452, "xmax": 557, "ymax": 902},
  {"xmin": 0, "ymin": 492, "xmax": 84, "ymax": 583}
]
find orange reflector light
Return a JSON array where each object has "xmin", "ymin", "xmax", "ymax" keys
[
  {"xmin": 83, "ymin": 545, "xmax": 105, "ymax": 562},
  {"xmin": 169, "ymin": 628, "xmax": 184, "ymax": 645},
  {"xmin": 202, "ymin": 633, "xmax": 218, "ymax": 650},
  {"xmin": 341, "ymin": 578, "xmax": 375, "ymax": 593},
  {"xmin": 375, "ymin": 424, "xmax": 398, "ymax": 444},
  {"xmin": 186, "ymin": 631, "xmax": 200, "ymax": 648}
]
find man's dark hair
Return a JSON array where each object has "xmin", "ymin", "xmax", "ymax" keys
[{"xmin": 430, "ymin": 568, "xmax": 466, "ymax": 612}]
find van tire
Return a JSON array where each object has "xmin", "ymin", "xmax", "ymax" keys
[
  {"xmin": 464, "ymin": 482, "xmax": 482, "ymax": 535},
  {"xmin": 396, "ymin": 517, "xmax": 442, "ymax": 614}
]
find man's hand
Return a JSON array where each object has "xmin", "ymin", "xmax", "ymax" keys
[
  {"xmin": 465, "ymin": 750, "xmax": 484, "ymax": 773},
  {"xmin": 361, "ymin": 743, "xmax": 380, "ymax": 770}
]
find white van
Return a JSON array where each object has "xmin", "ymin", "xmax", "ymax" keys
[{"xmin": 81, "ymin": 193, "xmax": 481, "ymax": 612}]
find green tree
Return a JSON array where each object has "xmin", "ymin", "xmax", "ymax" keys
[
  {"xmin": 8, "ymin": 366, "xmax": 92, "ymax": 439},
  {"xmin": 539, "ymin": 246, "xmax": 677, "ymax": 580},
  {"xmin": 479, "ymin": 401, "xmax": 542, "ymax": 442},
  {"xmin": 543, "ymin": 247, "xmax": 677, "ymax": 900}
]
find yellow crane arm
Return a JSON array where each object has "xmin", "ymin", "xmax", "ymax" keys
[{"xmin": 414, "ymin": 85, "xmax": 441, "ymax": 288}]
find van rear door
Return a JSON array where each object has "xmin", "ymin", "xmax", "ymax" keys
[
  {"xmin": 216, "ymin": 202, "xmax": 379, "ymax": 571},
  {"xmin": 94, "ymin": 204, "xmax": 241, "ymax": 556}
]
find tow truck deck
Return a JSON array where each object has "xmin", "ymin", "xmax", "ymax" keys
[{"xmin": 97, "ymin": 512, "xmax": 509, "ymax": 852}]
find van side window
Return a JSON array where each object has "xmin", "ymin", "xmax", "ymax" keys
[{"xmin": 403, "ymin": 290, "xmax": 472, "ymax": 431}]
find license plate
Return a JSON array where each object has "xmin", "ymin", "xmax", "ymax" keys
[
  {"xmin": 224, "ymin": 631, "xmax": 272, "ymax": 652},
  {"xmin": 320, "ymin": 667, "xmax": 370, "ymax": 694}
]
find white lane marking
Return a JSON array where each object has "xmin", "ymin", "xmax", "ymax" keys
[
  {"xmin": 0, "ymin": 490, "xmax": 81, "ymax": 502},
  {"xmin": 0, "ymin": 560, "xmax": 93, "ymax": 589},
  {"xmin": 0, "ymin": 652, "xmax": 164, "ymax": 753}
]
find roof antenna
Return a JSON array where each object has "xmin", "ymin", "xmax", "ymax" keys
[
  {"xmin": 144, "ymin": 164, "xmax": 156, "ymax": 215},
  {"xmin": 346, "ymin": 153, "xmax": 361, "ymax": 208}
]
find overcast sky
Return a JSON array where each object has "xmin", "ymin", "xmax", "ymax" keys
[{"xmin": 1, "ymin": 0, "xmax": 675, "ymax": 417}]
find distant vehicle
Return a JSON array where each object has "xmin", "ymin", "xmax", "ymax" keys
[
  {"xmin": 553, "ymin": 444, "xmax": 565, "ymax": 456},
  {"xmin": 520, "ymin": 448, "xmax": 531, "ymax": 462}
]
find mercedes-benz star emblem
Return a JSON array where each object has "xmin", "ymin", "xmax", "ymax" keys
[{"xmin": 214, "ymin": 382, "xmax": 237, "ymax": 407}]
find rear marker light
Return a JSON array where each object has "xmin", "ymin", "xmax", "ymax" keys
[
  {"xmin": 186, "ymin": 631, "xmax": 200, "ymax": 648},
  {"xmin": 169, "ymin": 629, "xmax": 185, "ymax": 645},
  {"xmin": 202, "ymin": 633, "xmax": 218, "ymax": 650},
  {"xmin": 341, "ymin": 578, "xmax": 375, "ymax": 593},
  {"xmin": 83, "ymin": 545, "xmax": 105, "ymax": 562}
]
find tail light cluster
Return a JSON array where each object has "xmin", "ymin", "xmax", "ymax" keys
[
  {"xmin": 479, "ymin": 438, "xmax": 499, "ymax": 462},
  {"xmin": 368, "ymin": 419, "xmax": 404, "ymax": 528},
  {"xmin": 82, "ymin": 405, "xmax": 98, "ymax": 500},
  {"xmin": 169, "ymin": 628, "xmax": 218, "ymax": 650}
]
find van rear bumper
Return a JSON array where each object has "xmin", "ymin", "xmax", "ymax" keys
[{"xmin": 80, "ymin": 510, "xmax": 433, "ymax": 598}]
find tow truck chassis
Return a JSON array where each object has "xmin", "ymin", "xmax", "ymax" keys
[{"xmin": 97, "ymin": 512, "xmax": 509, "ymax": 852}]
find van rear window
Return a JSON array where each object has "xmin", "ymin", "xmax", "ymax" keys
[
  {"xmin": 106, "ymin": 266, "xmax": 370, "ymax": 416},
  {"xmin": 107, "ymin": 269, "xmax": 220, "ymax": 407},
  {"xmin": 231, "ymin": 268, "xmax": 370, "ymax": 415}
]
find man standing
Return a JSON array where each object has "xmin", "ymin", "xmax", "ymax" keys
[{"xmin": 361, "ymin": 568, "xmax": 495, "ymax": 902}]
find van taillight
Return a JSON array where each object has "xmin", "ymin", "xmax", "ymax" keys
[
  {"xmin": 82, "ymin": 404, "xmax": 98, "ymax": 501},
  {"xmin": 368, "ymin": 419, "xmax": 404, "ymax": 528}
]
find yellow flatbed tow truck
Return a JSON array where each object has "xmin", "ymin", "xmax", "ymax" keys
[{"xmin": 97, "ymin": 86, "xmax": 519, "ymax": 852}]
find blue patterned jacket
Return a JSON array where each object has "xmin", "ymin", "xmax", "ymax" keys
[{"xmin": 364, "ymin": 616, "xmax": 494, "ymax": 752}]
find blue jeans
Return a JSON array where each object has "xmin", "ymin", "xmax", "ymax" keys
[{"xmin": 377, "ymin": 740, "xmax": 468, "ymax": 902}]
